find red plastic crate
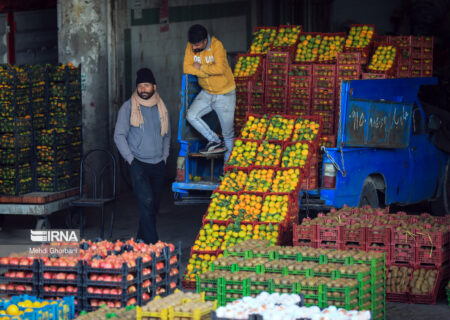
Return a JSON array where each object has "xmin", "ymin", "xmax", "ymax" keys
[
  {"xmin": 373, "ymin": 35, "xmax": 389, "ymax": 43},
  {"xmin": 289, "ymin": 64, "xmax": 313, "ymax": 77},
  {"xmin": 267, "ymin": 62, "xmax": 289, "ymax": 76},
  {"xmin": 319, "ymin": 135, "xmax": 337, "ymax": 148},
  {"xmin": 423, "ymin": 36, "xmax": 434, "ymax": 48},
  {"xmin": 411, "ymin": 47, "xmax": 422, "ymax": 59},
  {"xmin": 313, "ymin": 64, "xmax": 337, "ymax": 77},
  {"xmin": 337, "ymin": 52, "xmax": 362, "ymax": 65},
  {"xmin": 367, "ymin": 244, "xmax": 391, "ymax": 264},
  {"xmin": 367, "ymin": 226, "xmax": 391, "ymax": 246},
  {"xmin": 288, "ymin": 98, "xmax": 310, "ymax": 113},
  {"xmin": 389, "ymin": 35, "xmax": 413, "ymax": 48},
  {"xmin": 391, "ymin": 244, "xmax": 415, "ymax": 264},
  {"xmin": 311, "ymin": 98, "xmax": 335, "ymax": 112},
  {"xmin": 342, "ymin": 225, "xmax": 366, "ymax": 244},
  {"xmin": 409, "ymin": 265, "xmax": 445, "ymax": 304},
  {"xmin": 312, "ymin": 87, "xmax": 335, "ymax": 100},
  {"xmin": 289, "ymin": 87, "xmax": 311, "ymax": 100},
  {"xmin": 422, "ymin": 46, "xmax": 433, "ymax": 59},
  {"xmin": 392, "ymin": 228, "xmax": 417, "ymax": 246},
  {"xmin": 249, "ymin": 26, "xmax": 278, "ymax": 55},
  {"xmin": 289, "ymin": 75, "xmax": 312, "ymax": 90},
  {"xmin": 234, "ymin": 53, "xmax": 264, "ymax": 81},
  {"xmin": 366, "ymin": 42, "xmax": 398, "ymax": 77},
  {"xmin": 266, "ymin": 76, "xmax": 288, "ymax": 87},
  {"xmin": 287, "ymin": 109, "xmax": 310, "ymax": 117},
  {"xmin": 312, "ymin": 76, "xmax": 335, "ymax": 89},
  {"xmin": 415, "ymin": 227, "xmax": 449, "ymax": 248},
  {"xmin": 415, "ymin": 245, "xmax": 449, "ymax": 267},
  {"xmin": 337, "ymin": 64, "xmax": 361, "ymax": 78},
  {"xmin": 315, "ymin": 240, "xmax": 342, "ymax": 250},
  {"xmin": 344, "ymin": 24, "xmax": 377, "ymax": 61},
  {"xmin": 267, "ymin": 51, "xmax": 291, "ymax": 64},
  {"xmin": 235, "ymin": 79, "xmax": 251, "ymax": 94},
  {"xmin": 293, "ymin": 219, "xmax": 317, "ymax": 241},
  {"xmin": 361, "ymin": 73, "xmax": 387, "ymax": 79},
  {"xmin": 317, "ymin": 221, "xmax": 342, "ymax": 242},
  {"xmin": 182, "ymin": 279, "xmax": 196, "ymax": 290}
]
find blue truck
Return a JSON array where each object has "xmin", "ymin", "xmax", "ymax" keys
[
  {"xmin": 318, "ymin": 77, "xmax": 449, "ymax": 215},
  {"xmin": 173, "ymin": 75, "xmax": 449, "ymax": 214}
]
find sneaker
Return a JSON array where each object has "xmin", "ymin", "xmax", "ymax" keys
[{"xmin": 200, "ymin": 141, "xmax": 227, "ymax": 154}]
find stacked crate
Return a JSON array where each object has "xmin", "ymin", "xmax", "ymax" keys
[
  {"xmin": 35, "ymin": 65, "xmax": 82, "ymax": 192},
  {"xmin": 287, "ymin": 64, "xmax": 312, "ymax": 116},
  {"xmin": 390, "ymin": 36, "xmax": 413, "ymax": 78},
  {"xmin": 336, "ymin": 52, "xmax": 362, "ymax": 98},
  {"xmin": 312, "ymin": 64, "xmax": 336, "ymax": 135},
  {"xmin": 0, "ymin": 66, "xmax": 33, "ymax": 195},
  {"xmin": 265, "ymin": 52, "xmax": 290, "ymax": 114},
  {"xmin": 411, "ymin": 36, "xmax": 433, "ymax": 77}
]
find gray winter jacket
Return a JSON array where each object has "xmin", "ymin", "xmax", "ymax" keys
[{"xmin": 114, "ymin": 99, "xmax": 170, "ymax": 164}]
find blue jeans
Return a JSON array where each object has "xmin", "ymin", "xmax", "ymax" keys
[
  {"xmin": 129, "ymin": 159, "xmax": 165, "ymax": 244},
  {"xmin": 186, "ymin": 89, "xmax": 236, "ymax": 161}
]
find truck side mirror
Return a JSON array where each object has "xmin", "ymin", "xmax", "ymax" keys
[{"xmin": 428, "ymin": 114, "xmax": 441, "ymax": 131}]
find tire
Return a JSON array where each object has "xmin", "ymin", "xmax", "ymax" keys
[
  {"xmin": 359, "ymin": 179, "xmax": 380, "ymax": 208},
  {"xmin": 430, "ymin": 162, "xmax": 450, "ymax": 216}
]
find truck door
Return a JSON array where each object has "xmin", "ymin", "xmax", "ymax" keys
[{"xmin": 408, "ymin": 107, "xmax": 441, "ymax": 203}]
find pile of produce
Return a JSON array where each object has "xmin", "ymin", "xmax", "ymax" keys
[
  {"xmin": 77, "ymin": 305, "xmax": 136, "ymax": 320},
  {"xmin": 294, "ymin": 207, "xmax": 450, "ymax": 304},
  {"xmin": 0, "ymin": 63, "xmax": 82, "ymax": 195},
  {"xmin": 215, "ymin": 292, "xmax": 371, "ymax": 320},
  {"xmin": 234, "ymin": 23, "xmax": 433, "ymax": 145},
  {"xmin": 136, "ymin": 291, "xmax": 216, "ymax": 320},
  {"xmin": 0, "ymin": 239, "xmax": 181, "ymax": 311},
  {"xmin": 0, "ymin": 295, "xmax": 75, "ymax": 319},
  {"xmin": 184, "ymin": 113, "xmax": 321, "ymax": 286},
  {"xmin": 196, "ymin": 239, "xmax": 385, "ymax": 319}
]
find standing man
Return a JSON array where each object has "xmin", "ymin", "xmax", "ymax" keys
[
  {"xmin": 183, "ymin": 24, "xmax": 236, "ymax": 161},
  {"xmin": 114, "ymin": 68, "xmax": 170, "ymax": 244}
]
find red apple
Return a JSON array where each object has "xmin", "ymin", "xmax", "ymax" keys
[
  {"xmin": 25, "ymin": 273, "xmax": 33, "ymax": 278},
  {"xmin": 142, "ymin": 280, "xmax": 151, "ymax": 288},
  {"xmin": 126, "ymin": 274, "xmax": 134, "ymax": 281},
  {"xmin": 103, "ymin": 288, "xmax": 111, "ymax": 295},
  {"xmin": 50, "ymin": 285, "xmax": 57, "ymax": 292},
  {"xmin": 57, "ymin": 287, "xmax": 66, "ymax": 293},
  {"xmin": 55, "ymin": 273, "xmax": 66, "ymax": 280},
  {"xmin": 107, "ymin": 301, "xmax": 115, "ymax": 307},
  {"xmin": 7, "ymin": 284, "xmax": 15, "ymax": 290},
  {"xmin": 0, "ymin": 284, "xmax": 7, "ymax": 290},
  {"xmin": 9, "ymin": 258, "xmax": 19, "ymax": 265},
  {"xmin": 127, "ymin": 285, "xmax": 136, "ymax": 293},
  {"xmin": 44, "ymin": 286, "xmax": 51, "ymax": 292},
  {"xmin": 114, "ymin": 301, "xmax": 121, "ymax": 308},
  {"xmin": 66, "ymin": 274, "xmax": 76, "ymax": 280},
  {"xmin": 126, "ymin": 298, "xmax": 136, "ymax": 306},
  {"xmin": 156, "ymin": 262, "xmax": 164, "ymax": 270},
  {"xmin": 44, "ymin": 272, "xmax": 53, "ymax": 279},
  {"xmin": 110, "ymin": 288, "xmax": 119, "ymax": 295},
  {"xmin": 91, "ymin": 299, "xmax": 98, "ymax": 307},
  {"xmin": 15, "ymin": 271, "xmax": 25, "ymax": 278},
  {"xmin": 103, "ymin": 275, "xmax": 112, "ymax": 282},
  {"xmin": 24, "ymin": 285, "xmax": 32, "ymax": 291},
  {"xmin": 87, "ymin": 287, "xmax": 94, "ymax": 294},
  {"xmin": 90, "ymin": 274, "xmax": 98, "ymax": 281},
  {"xmin": 16, "ymin": 285, "xmax": 25, "ymax": 291},
  {"xmin": 142, "ymin": 293, "xmax": 150, "ymax": 300},
  {"xmin": 0, "ymin": 257, "xmax": 8, "ymax": 265},
  {"xmin": 94, "ymin": 288, "xmax": 102, "ymax": 294},
  {"xmin": 19, "ymin": 258, "xmax": 30, "ymax": 266}
]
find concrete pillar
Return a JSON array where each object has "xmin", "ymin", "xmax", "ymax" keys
[{"xmin": 57, "ymin": 0, "xmax": 109, "ymax": 152}]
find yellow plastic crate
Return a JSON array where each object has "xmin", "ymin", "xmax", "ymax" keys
[
  {"xmin": 137, "ymin": 292, "xmax": 205, "ymax": 320},
  {"xmin": 169, "ymin": 300, "xmax": 217, "ymax": 320}
]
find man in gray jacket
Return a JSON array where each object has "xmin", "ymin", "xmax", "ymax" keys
[{"xmin": 114, "ymin": 68, "xmax": 170, "ymax": 244}]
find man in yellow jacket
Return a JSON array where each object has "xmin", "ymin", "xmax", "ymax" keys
[{"xmin": 183, "ymin": 24, "xmax": 236, "ymax": 161}]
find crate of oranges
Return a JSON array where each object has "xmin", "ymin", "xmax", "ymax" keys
[
  {"xmin": 233, "ymin": 54, "xmax": 263, "ymax": 81},
  {"xmin": 240, "ymin": 114, "xmax": 269, "ymax": 140},
  {"xmin": 366, "ymin": 43, "xmax": 398, "ymax": 77},
  {"xmin": 270, "ymin": 25, "xmax": 302, "ymax": 59},
  {"xmin": 249, "ymin": 26, "xmax": 277, "ymax": 55},
  {"xmin": 344, "ymin": 24, "xmax": 376, "ymax": 63}
]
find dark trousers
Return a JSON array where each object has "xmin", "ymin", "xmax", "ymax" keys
[{"xmin": 129, "ymin": 159, "xmax": 166, "ymax": 244}]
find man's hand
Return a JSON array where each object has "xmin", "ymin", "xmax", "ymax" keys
[{"xmin": 193, "ymin": 62, "xmax": 201, "ymax": 70}]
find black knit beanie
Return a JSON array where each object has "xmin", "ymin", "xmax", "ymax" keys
[{"xmin": 136, "ymin": 68, "xmax": 156, "ymax": 86}]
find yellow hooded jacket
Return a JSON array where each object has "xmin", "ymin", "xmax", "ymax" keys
[{"xmin": 183, "ymin": 36, "xmax": 235, "ymax": 95}]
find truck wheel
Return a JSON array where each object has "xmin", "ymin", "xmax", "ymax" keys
[
  {"xmin": 430, "ymin": 162, "xmax": 449, "ymax": 216},
  {"xmin": 359, "ymin": 180, "xmax": 380, "ymax": 208}
]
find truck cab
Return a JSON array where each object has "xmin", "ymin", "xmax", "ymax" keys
[{"xmin": 319, "ymin": 77, "xmax": 449, "ymax": 214}]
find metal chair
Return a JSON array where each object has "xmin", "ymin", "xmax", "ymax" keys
[{"xmin": 70, "ymin": 149, "xmax": 116, "ymax": 238}]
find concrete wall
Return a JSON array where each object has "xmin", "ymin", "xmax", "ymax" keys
[
  {"xmin": 15, "ymin": 9, "xmax": 58, "ymax": 64},
  {"xmin": 57, "ymin": 0, "xmax": 109, "ymax": 154},
  {"xmin": 109, "ymin": 0, "xmax": 251, "ymax": 192}
]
